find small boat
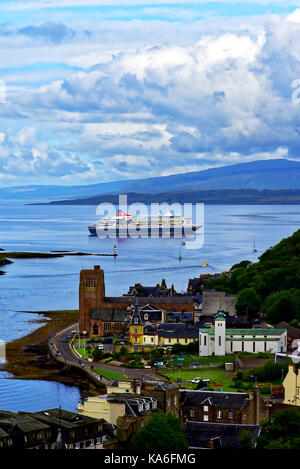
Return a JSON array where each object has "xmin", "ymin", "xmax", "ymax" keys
[
  {"xmin": 202, "ymin": 262, "xmax": 208, "ymax": 266},
  {"xmin": 181, "ymin": 241, "xmax": 185, "ymax": 245},
  {"xmin": 253, "ymin": 239, "xmax": 257, "ymax": 253},
  {"xmin": 178, "ymin": 256, "xmax": 182, "ymax": 261}
]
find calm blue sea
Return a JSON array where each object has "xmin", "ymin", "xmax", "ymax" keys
[{"xmin": 0, "ymin": 203, "xmax": 299, "ymax": 412}]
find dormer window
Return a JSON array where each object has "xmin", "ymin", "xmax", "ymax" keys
[{"xmin": 134, "ymin": 317, "xmax": 138, "ymax": 324}]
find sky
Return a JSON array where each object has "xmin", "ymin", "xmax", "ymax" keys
[{"xmin": 1, "ymin": 1, "xmax": 300, "ymax": 186}]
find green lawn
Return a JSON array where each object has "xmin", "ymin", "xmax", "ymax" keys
[
  {"xmin": 94, "ymin": 368, "xmax": 127, "ymax": 380},
  {"xmin": 74, "ymin": 346, "xmax": 91, "ymax": 358},
  {"xmin": 162, "ymin": 367, "xmax": 234, "ymax": 391}
]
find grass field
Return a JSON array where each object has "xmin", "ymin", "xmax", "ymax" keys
[
  {"xmin": 94, "ymin": 368, "xmax": 126, "ymax": 380},
  {"xmin": 162, "ymin": 367, "xmax": 234, "ymax": 391}
]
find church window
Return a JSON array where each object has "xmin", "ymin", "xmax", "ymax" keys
[{"xmin": 93, "ymin": 324, "xmax": 99, "ymax": 335}]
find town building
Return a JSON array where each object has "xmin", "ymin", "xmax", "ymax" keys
[
  {"xmin": 199, "ymin": 309, "xmax": 287, "ymax": 356},
  {"xmin": 276, "ymin": 321, "xmax": 300, "ymax": 350},
  {"xmin": 184, "ymin": 421, "xmax": 260, "ymax": 449},
  {"xmin": 201, "ymin": 290, "xmax": 236, "ymax": 316},
  {"xmin": 79, "ymin": 265, "xmax": 194, "ymax": 336},
  {"xmin": 283, "ymin": 364, "xmax": 300, "ymax": 406},
  {"xmin": 0, "ymin": 408, "xmax": 113, "ymax": 450},
  {"xmin": 126, "ymin": 279, "xmax": 177, "ymax": 297},
  {"xmin": 180, "ymin": 389, "xmax": 264, "ymax": 425}
]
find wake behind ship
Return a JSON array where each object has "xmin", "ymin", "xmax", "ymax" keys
[{"xmin": 88, "ymin": 210, "xmax": 201, "ymax": 238}]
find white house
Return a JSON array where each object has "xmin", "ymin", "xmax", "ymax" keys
[{"xmin": 199, "ymin": 309, "xmax": 287, "ymax": 357}]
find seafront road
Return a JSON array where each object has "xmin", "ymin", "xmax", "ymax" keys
[{"xmin": 48, "ymin": 322, "xmax": 164, "ymax": 385}]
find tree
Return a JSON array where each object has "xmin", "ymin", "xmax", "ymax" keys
[
  {"xmin": 239, "ymin": 429, "xmax": 255, "ymax": 449},
  {"xmin": 235, "ymin": 287, "xmax": 261, "ymax": 319},
  {"xmin": 132, "ymin": 413, "xmax": 188, "ymax": 452},
  {"xmin": 256, "ymin": 408, "xmax": 300, "ymax": 449}
]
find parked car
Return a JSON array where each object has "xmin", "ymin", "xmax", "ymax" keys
[
  {"xmin": 97, "ymin": 344, "xmax": 104, "ymax": 350},
  {"xmin": 191, "ymin": 377, "xmax": 203, "ymax": 383},
  {"xmin": 174, "ymin": 363, "xmax": 183, "ymax": 368},
  {"xmin": 189, "ymin": 361, "xmax": 200, "ymax": 367}
]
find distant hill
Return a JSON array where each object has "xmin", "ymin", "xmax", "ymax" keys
[
  {"xmin": 39, "ymin": 189, "xmax": 300, "ymax": 205},
  {"xmin": 1, "ymin": 158, "xmax": 300, "ymax": 204}
]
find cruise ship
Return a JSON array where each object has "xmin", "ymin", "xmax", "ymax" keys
[{"xmin": 88, "ymin": 210, "xmax": 201, "ymax": 237}]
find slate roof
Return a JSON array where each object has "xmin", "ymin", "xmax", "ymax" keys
[
  {"xmin": 0, "ymin": 413, "xmax": 50, "ymax": 434},
  {"xmin": 276, "ymin": 321, "xmax": 300, "ymax": 339},
  {"xmin": 30, "ymin": 408, "xmax": 104, "ymax": 428},
  {"xmin": 157, "ymin": 323, "xmax": 200, "ymax": 339},
  {"xmin": 167, "ymin": 312, "xmax": 194, "ymax": 323},
  {"xmin": 185, "ymin": 421, "xmax": 260, "ymax": 449},
  {"xmin": 141, "ymin": 380, "xmax": 177, "ymax": 391},
  {"xmin": 105, "ymin": 296, "xmax": 193, "ymax": 304},
  {"xmin": 91, "ymin": 307, "xmax": 127, "ymax": 321},
  {"xmin": 180, "ymin": 390, "xmax": 249, "ymax": 410}
]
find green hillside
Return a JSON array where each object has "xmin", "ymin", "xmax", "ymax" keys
[{"xmin": 205, "ymin": 229, "xmax": 300, "ymax": 325}]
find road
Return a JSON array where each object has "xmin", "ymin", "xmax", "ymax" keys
[{"xmin": 48, "ymin": 322, "xmax": 163, "ymax": 384}]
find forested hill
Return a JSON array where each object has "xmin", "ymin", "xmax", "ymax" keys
[{"xmin": 204, "ymin": 229, "xmax": 300, "ymax": 325}]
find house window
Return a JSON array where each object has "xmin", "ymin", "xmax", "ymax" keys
[
  {"xmin": 177, "ymin": 338, "xmax": 180, "ymax": 343},
  {"xmin": 253, "ymin": 341, "xmax": 256, "ymax": 352},
  {"xmin": 203, "ymin": 406, "xmax": 209, "ymax": 412},
  {"xmin": 151, "ymin": 337, "xmax": 154, "ymax": 343},
  {"xmin": 104, "ymin": 322, "xmax": 111, "ymax": 331},
  {"xmin": 190, "ymin": 409, "xmax": 195, "ymax": 418},
  {"xmin": 219, "ymin": 336, "xmax": 221, "ymax": 346},
  {"xmin": 242, "ymin": 342, "xmax": 244, "ymax": 352},
  {"xmin": 264, "ymin": 342, "xmax": 267, "ymax": 351},
  {"xmin": 204, "ymin": 336, "xmax": 207, "ymax": 346},
  {"xmin": 228, "ymin": 412, "xmax": 234, "ymax": 420},
  {"xmin": 230, "ymin": 342, "xmax": 233, "ymax": 352},
  {"xmin": 135, "ymin": 338, "xmax": 138, "ymax": 343},
  {"xmin": 168, "ymin": 339, "xmax": 171, "ymax": 343},
  {"xmin": 134, "ymin": 318, "xmax": 138, "ymax": 324},
  {"xmin": 217, "ymin": 410, "xmax": 222, "ymax": 419},
  {"xmin": 185, "ymin": 339, "xmax": 188, "ymax": 344},
  {"xmin": 134, "ymin": 328, "xmax": 138, "ymax": 334},
  {"xmin": 203, "ymin": 415, "xmax": 209, "ymax": 422}
]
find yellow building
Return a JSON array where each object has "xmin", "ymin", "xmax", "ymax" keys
[
  {"xmin": 129, "ymin": 300, "xmax": 144, "ymax": 346},
  {"xmin": 283, "ymin": 364, "xmax": 300, "ymax": 406}
]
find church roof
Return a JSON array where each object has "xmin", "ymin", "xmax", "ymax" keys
[{"xmin": 91, "ymin": 308, "xmax": 127, "ymax": 322}]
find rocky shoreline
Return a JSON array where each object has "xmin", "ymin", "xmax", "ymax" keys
[{"xmin": 2, "ymin": 310, "xmax": 97, "ymax": 393}]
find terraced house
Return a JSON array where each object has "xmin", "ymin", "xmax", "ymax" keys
[{"xmin": 180, "ymin": 389, "xmax": 264, "ymax": 425}]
